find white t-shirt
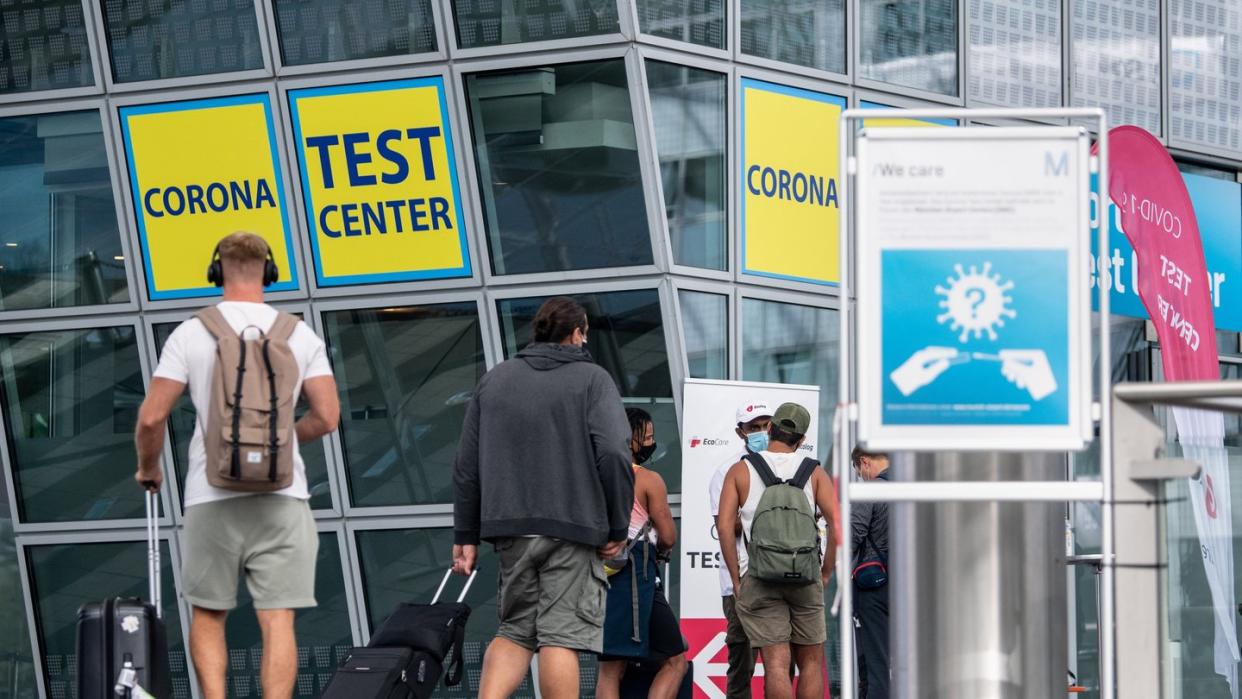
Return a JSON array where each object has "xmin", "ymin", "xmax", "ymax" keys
[
  {"xmin": 153, "ymin": 302, "xmax": 333, "ymax": 507},
  {"xmin": 709, "ymin": 451, "xmax": 749, "ymax": 597},
  {"xmin": 737, "ymin": 450, "xmax": 817, "ymax": 578}
]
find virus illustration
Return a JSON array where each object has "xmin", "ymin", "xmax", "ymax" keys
[{"xmin": 935, "ymin": 262, "xmax": 1016, "ymax": 341}]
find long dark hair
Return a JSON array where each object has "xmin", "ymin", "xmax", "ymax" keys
[
  {"xmin": 625, "ymin": 407, "xmax": 653, "ymax": 447},
  {"xmin": 533, "ymin": 296, "xmax": 587, "ymax": 342}
]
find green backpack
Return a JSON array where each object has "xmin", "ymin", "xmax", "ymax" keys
[{"xmin": 745, "ymin": 454, "xmax": 821, "ymax": 585}]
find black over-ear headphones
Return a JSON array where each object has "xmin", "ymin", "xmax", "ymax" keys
[{"xmin": 206, "ymin": 238, "xmax": 280, "ymax": 287}]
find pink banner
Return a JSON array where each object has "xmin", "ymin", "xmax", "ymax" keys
[{"xmin": 1097, "ymin": 126, "xmax": 1218, "ymax": 378}]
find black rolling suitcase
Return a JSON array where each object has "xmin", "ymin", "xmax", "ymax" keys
[
  {"xmin": 323, "ymin": 569, "xmax": 477, "ymax": 698},
  {"xmin": 76, "ymin": 491, "xmax": 172, "ymax": 699}
]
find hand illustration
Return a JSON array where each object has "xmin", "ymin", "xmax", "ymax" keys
[
  {"xmin": 998, "ymin": 350, "xmax": 1057, "ymax": 400},
  {"xmin": 890, "ymin": 346, "xmax": 959, "ymax": 396}
]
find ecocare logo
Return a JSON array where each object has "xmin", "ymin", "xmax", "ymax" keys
[{"xmin": 688, "ymin": 436, "xmax": 730, "ymax": 449}]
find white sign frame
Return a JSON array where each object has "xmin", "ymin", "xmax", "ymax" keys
[{"xmin": 854, "ymin": 127, "xmax": 1093, "ymax": 452}]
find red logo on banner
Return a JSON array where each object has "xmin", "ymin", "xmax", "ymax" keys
[{"xmin": 681, "ymin": 618, "xmax": 831, "ymax": 697}]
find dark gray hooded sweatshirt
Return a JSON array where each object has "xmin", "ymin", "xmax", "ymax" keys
[{"xmin": 453, "ymin": 342, "xmax": 635, "ymax": 548}]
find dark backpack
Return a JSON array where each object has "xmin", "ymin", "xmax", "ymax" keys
[{"xmin": 744, "ymin": 454, "xmax": 821, "ymax": 585}]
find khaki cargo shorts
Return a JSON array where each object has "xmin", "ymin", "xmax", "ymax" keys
[
  {"xmin": 735, "ymin": 574, "xmax": 826, "ymax": 648},
  {"xmin": 181, "ymin": 495, "xmax": 318, "ymax": 610},
  {"xmin": 494, "ymin": 536, "xmax": 608, "ymax": 653}
]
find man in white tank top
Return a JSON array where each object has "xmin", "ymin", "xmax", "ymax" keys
[{"xmin": 716, "ymin": 402, "xmax": 839, "ymax": 699}]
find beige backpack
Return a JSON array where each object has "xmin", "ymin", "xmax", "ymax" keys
[{"xmin": 194, "ymin": 306, "xmax": 300, "ymax": 492}]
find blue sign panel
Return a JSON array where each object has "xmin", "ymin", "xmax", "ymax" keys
[
  {"xmin": 881, "ymin": 249, "xmax": 1070, "ymax": 426},
  {"xmin": 1091, "ymin": 172, "xmax": 1242, "ymax": 331}
]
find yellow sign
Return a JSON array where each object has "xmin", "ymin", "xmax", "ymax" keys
[
  {"xmin": 741, "ymin": 79, "xmax": 845, "ymax": 285},
  {"xmin": 288, "ymin": 77, "xmax": 471, "ymax": 286},
  {"xmin": 120, "ymin": 94, "xmax": 298, "ymax": 300},
  {"xmin": 860, "ymin": 101, "xmax": 956, "ymax": 129}
]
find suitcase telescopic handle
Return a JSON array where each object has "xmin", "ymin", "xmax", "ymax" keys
[
  {"xmin": 145, "ymin": 491, "xmax": 161, "ymax": 618},
  {"xmin": 432, "ymin": 568, "xmax": 477, "ymax": 604}
]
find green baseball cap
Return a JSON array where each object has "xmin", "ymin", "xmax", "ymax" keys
[{"xmin": 772, "ymin": 402, "xmax": 811, "ymax": 436}]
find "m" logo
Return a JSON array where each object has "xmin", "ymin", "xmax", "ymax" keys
[{"xmin": 1045, "ymin": 151, "xmax": 1069, "ymax": 176}]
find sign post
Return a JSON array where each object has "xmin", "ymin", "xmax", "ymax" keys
[{"xmin": 837, "ymin": 108, "xmax": 1113, "ymax": 699}]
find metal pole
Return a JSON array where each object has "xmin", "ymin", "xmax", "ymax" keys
[
  {"xmin": 891, "ymin": 451, "xmax": 1068, "ymax": 698},
  {"xmin": 837, "ymin": 109, "xmax": 856, "ymax": 699},
  {"xmin": 1096, "ymin": 113, "xmax": 1116, "ymax": 699}
]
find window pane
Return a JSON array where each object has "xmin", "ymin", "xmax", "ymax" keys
[
  {"xmin": 0, "ymin": 0, "xmax": 93, "ymax": 94},
  {"xmin": 0, "ymin": 468, "xmax": 35, "ymax": 697},
  {"xmin": 355, "ymin": 527, "xmax": 536, "ymax": 697},
  {"xmin": 453, "ymin": 0, "xmax": 619, "ymax": 49},
  {"xmin": 273, "ymin": 0, "xmax": 437, "ymax": 66},
  {"xmin": 152, "ymin": 319, "xmax": 334, "ymax": 511},
  {"xmin": 741, "ymin": 0, "xmax": 845, "ymax": 74},
  {"xmin": 0, "ymin": 326, "xmax": 144, "ymax": 523},
  {"xmin": 741, "ymin": 298, "xmax": 838, "ymax": 456},
  {"xmin": 1171, "ymin": 0, "xmax": 1242, "ymax": 152},
  {"xmin": 968, "ymin": 0, "xmax": 1061, "ymax": 107},
  {"xmin": 860, "ymin": 0, "xmax": 958, "ymax": 96},
  {"xmin": 646, "ymin": 62, "xmax": 727, "ymax": 271},
  {"xmin": 217, "ymin": 532, "xmax": 352, "ymax": 697},
  {"xmin": 679, "ymin": 290, "xmax": 727, "ymax": 380},
  {"xmin": 0, "ymin": 111, "xmax": 129, "ymax": 311},
  {"xmin": 496, "ymin": 290, "xmax": 681, "ymax": 490},
  {"xmin": 322, "ymin": 303, "xmax": 485, "ymax": 508},
  {"xmin": 101, "ymin": 0, "xmax": 264, "ymax": 83},
  {"xmin": 466, "ymin": 60, "xmax": 653, "ymax": 275},
  {"xmin": 25, "ymin": 540, "xmax": 191, "ymax": 699},
  {"xmin": 637, "ymin": 0, "xmax": 725, "ymax": 50},
  {"xmin": 1071, "ymin": 0, "xmax": 1160, "ymax": 133}
]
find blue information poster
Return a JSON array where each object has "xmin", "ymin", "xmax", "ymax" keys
[{"xmin": 855, "ymin": 126, "xmax": 1092, "ymax": 451}]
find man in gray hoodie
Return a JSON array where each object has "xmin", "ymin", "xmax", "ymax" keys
[{"xmin": 452, "ymin": 296, "xmax": 635, "ymax": 699}]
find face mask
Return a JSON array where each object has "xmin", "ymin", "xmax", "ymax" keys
[
  {"xmin": 634, "ymin": 441, "xmax": 657, "ymax": 465},
  {"xmin": 746, "ymin": 431, "xmax": 769, "ymax": 453}
]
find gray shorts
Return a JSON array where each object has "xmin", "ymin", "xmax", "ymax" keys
[
  {"xmin": 495, "ymin": 536, "xmax": 608, "ymax": 653},
  {"xmin": 181, "ymin": 495, "xmax": 318, "ymax": 611}
]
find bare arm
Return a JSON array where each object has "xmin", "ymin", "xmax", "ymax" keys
[
  {"xmin": 643, "ymin": 471, "xmax": 677, "ymax": 553},
  {"xmin": 813, "ymin": 469, "xmax": 839, "ymax": 584},
  {"xmin": 717, "ymin": 461, "xmax": 747, "ymax": 591},
  {"xmin": 296, "ymin": 375, "xmax": 340, "ymax": 443},
  {"xmin": 134, "ymin": 377, "xmax": 186, "ymax": 491}
]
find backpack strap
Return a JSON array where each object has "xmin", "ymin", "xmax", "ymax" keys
[
  {"xmin": 260, "ymin": 338, "xmax": 279, "ymax": 482},
  {"xmin": 788, "ymin": 458, "xmax": 820, "ymax": 489},
  {"xmin": 743, "ymin": 453, "xmax": 782, "ymax": 488},
  {"xmin": 267, "ymin": 311, "xmax": 299, "ymax": 342},
  {"xmin": 194, "ymin": 306, "xmax": 236, "ymax": 340}
]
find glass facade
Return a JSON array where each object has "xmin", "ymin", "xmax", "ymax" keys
[
  {"xmin": 0, "ymin": 2, "xmax": 1238, "ymax": 698},
  {"xmin": 0, "ymin": 0, "xmax": 93, "ymax": 95}
]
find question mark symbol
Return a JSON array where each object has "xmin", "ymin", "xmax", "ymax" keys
[{"xmin": 965, "ymin": 288, "xmax": 985, "ymax": 320}]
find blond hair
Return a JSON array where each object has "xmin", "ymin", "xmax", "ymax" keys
[{"xmin": 217, "ymin": 231, "xmax": 271, "ymax": 265}]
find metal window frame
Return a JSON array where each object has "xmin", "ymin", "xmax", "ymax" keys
[
  {"xmin": 136, "ymin": 301, "xmax": 343, "ymax": 521},
  {"xmin": 732, "ymin": 64, "xmax": 852, "ymax": 297},
  {"xmin": 0, "ymin": 0, "xmax": 106, "ymax": 106},
  {"xmin": 961, "ymin": 0, "xmax": 1067, "ymax": 109},
  {"xmin": 636, "ymin": 46, "xmax": 735, "ymax": 281},
  {"xmin": 1065, "ymin": 0, "xmax": 1164, "ymax": 139},
  {"xmin": 273, "ymin": 65, "xmax": 487, "ymax": 298},
  {"xmin": 631, "ymin": 0, "xmax": 731, "ymax": 59},
  {"xmin": 441, "ymin": 0, "xmax": 632, "ymax": 59},
  {"xmin": 90, "ymin": 0, "xmax": 276, "ymax": 94},
  {"xmin": 311, "ymin": 290, "xmax": 492, "ymax": 518},
  {"xmin": 669, "ymin": 278, "xmax": 735, "ymax": 381},
  {"xmin": 16, "ymin": 525, "xmax": 194, "ymax": 699},
  {"xmin": 731, "ymin": 0, "xmax": 852, "ymax": 86},
  {"xmin": 106, "ymin": 83, "xmax": 313, "ymax": 311},
  {"xmin": 452, "ymin": 45, "xmax": 667, "ymax": 286},
  {"xmin": 343, "ymin": 512, "xmax": 455, "ymax": 642},
  {"xmin": 0, "ymin": 97, "xmax": 143, "ymax": 321},
  {"xmin": 0, "ymin": 315, "xmax": 176, "ymax": 534},
  {"xmin": 1163, "ymin": 0, "xmax": 1242, "ymax": 162},
  {"xmin": 264, "ymin": 0, "xmax": 451, "ymax": 76},
  {"xmin": 852, "ymin": 0, "xmax": 965, "ymax": 104}
]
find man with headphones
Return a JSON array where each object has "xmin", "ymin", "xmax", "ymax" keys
[{"xmin": 133, "ymin": 231, "xmax": 340, "ymax": 699}]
